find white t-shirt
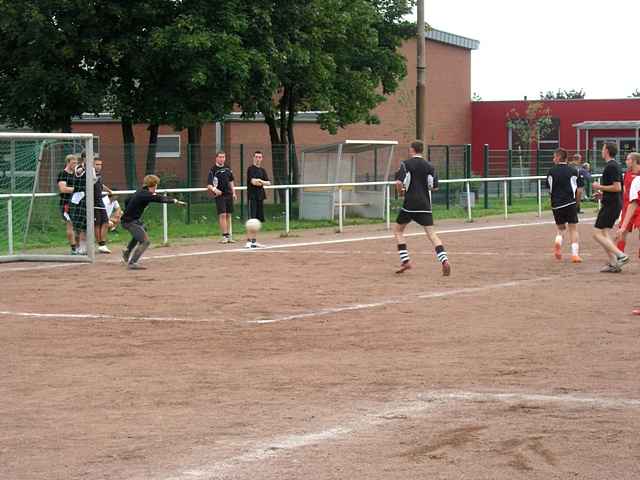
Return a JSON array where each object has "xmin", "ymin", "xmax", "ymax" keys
[
  {"xmin": 629, "ymin": 176, "xmax": 640, "ymax": 203},
  {"xmin": 102, "ymin": 195, "xmax": 121, "ymax": 218}
]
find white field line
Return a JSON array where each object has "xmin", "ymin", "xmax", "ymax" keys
[
  {"xmin": 160, "ymin": 388, "xmax": 640, "ymax": 480},
  {"xmin": 0, "ymin": 217, "xmax": 596, "ymax": 272},
  {"xmin": 249, "ymin": 277, "xmax": 551, "ymax": 325},
  {"xmin": 0, "ymin": 310, "xmax": 191, "ymax": 322}
]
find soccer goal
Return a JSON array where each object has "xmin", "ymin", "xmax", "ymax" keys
[{"xmin": 0, "ymin": 132, "xmax": 96, "ymax": 263}]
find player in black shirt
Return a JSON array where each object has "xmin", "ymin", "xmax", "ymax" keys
[
  {"xmin": 207, "ymin": 151, "xmax": 237, "ymax": 243},
  {"xmin": 56, "ymin": 154, "xmax": 79, "ymax": 254},
  {"xmin": 592, "ymin": 142, "xmax": 629, "ymax": 272},
  {"xmin": 546, "ymin": 148, "xmax": 582, "ymax": 263},
  {"xmin": 393, "ymin": 140, "xmax": 450, "ymax": 276},
  {"xmin": 246, "ymin": 150, "xmax": 271, "ymax": 248},
  {"xmin": 121, "ymin": 175, "xmax": 186, "ymax": 270},
  {"xmin": 94, "ymin": 159, "xmax": 113, "ymax": 254}
]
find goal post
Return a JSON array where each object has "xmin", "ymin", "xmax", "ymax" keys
[{"xmin": 0, "ymin": 132, "xmax": 95, "ymax": 263}]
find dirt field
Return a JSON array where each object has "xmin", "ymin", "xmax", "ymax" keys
[{"xmin": 1, "ymin": 212, "xmax": 640, "ymax": 480}]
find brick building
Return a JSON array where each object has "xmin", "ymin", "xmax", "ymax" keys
[{"xmin": 71, "ymin": 28, "xmax": 480, "ymax": 188}]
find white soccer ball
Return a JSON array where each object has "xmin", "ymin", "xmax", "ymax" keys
[{"xmin": 245, "ymin": 218, "xmax": 262, "ymax": 232}]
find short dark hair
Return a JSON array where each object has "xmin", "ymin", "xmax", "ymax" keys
[
  {"xmin": 554, "ymin": 148, "xmax": 568, "ymax": 161},
  {"xmin": 410, "ymin": 140, "xmax": 424, "ymax": 154},
  {"xmin": 604, "ymin": 142, "xmax": 618, "ymax": 158},
  {"xmin": 216, "ymin": 150, "xmax": 226, "ymax": 157},
  {"xmin": 253, "ymin": 150, "xmax": 263, "ymax": 157}
]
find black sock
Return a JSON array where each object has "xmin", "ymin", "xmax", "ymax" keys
[
  {"xmin": 435, "ymin": 245, "xmax": 448, "ymax": 264},
  {"xmin": 98, "ymin": 241, "xmax": 106, "ymax": 246},
  {"xmin": 223, "ymin": 233, "xmax": 230, "ymax": 238},
  {"xmin": 127, "ymin": 238, "xmax": 137, "ymax": 252},
  {"xmin": 251, "ymin": 238, "xmax": 256, "ymax": 244},
  {"xmin": 70, "ymin": 245, "xmax": 76, "ymax": 252},
  {"xmin": 398, "ymin": 243, "xmax": 410, "ymax": 264}
]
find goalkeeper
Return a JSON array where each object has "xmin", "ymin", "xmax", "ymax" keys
[{"xmin": 121, "ymin": 175, "xmax": 186, "ymax": 270}]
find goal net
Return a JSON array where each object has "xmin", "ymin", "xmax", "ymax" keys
[{"xmin": 0, "ymin": 133, "xmax": 96, "ymax": 263}]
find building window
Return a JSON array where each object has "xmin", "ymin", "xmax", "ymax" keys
[
  {"xmin": 156, "ymin": 135, "xmax": 181, "ymax": 158},
  {"xmin": 538, "ymin": 118, "xmax": 560, "ymax": 151}
]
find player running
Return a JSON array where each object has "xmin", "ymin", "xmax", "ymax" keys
[
  {"xmin": 546, "ymin": 148, "xmax": 582, "ymax": 263},
  {"xmin": 393, "ymin": 140, "xmax": 450, "ymax": 276},
  {"xmin": 121, "ymin": 175, "xmax": 186, "ymax": 270},
  {"xmin": 616, "ymin": 152, "xmax": 640, "ymax": 256}
]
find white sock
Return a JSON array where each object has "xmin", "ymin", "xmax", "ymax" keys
[
  {"xmin": 571, "ymin": 243, "xmax": 579, "ymax": 256},
  {"xmin": 555, "ymin": 234, "xmax": 563, "ymax": 246}
]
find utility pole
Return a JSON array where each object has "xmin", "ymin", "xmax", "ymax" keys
[{"xmin": 416, "ymin": 0, "xmax": 426, "ymax": 141}]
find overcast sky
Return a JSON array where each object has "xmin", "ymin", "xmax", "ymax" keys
[{"xmin": 421, "ymin": 0, "xmax": 640, "ymax": 100}]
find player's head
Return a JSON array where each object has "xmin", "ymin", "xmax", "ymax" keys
[
  {"xmin": 215, "ymin": 151, "xmax": 226, "ymax": 166},
  {"xmin": 628, "ymin": 152, "xmax": 640, "ymax": 173},
  {"xmin": 253, "ymin": 150, "xmax": 263, "ymax": 166},
  {"xmin": 582, "ymin": 162, "xmax": 590, "ymax": 171},
  {"xmin": 602, "ymin": 142, "xmax": 618, "ymax": 160},
  {"xmin": 409, "ymin": 140, "xmax": 424, "ymax": 157},
  {"xmin": 65, "ymin": 154, "xmax": 78, "ymax": 169},
  {"xmin": 143, "ymin": 174, "xmax": 160, "ymax": 192},
  {"xmin": 553, "ymin": 148, "xmax": 568, "ymax": 164},
  {"xmin": 571, "ymin": 153, "xmax": 582, "ymax": 165},
  {"xmin": 94, "ymin": 159, "xmax": 103, "ymax": 173}
]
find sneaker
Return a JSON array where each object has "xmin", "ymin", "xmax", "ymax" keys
[
  {"xmin": 122, "ymin": 249, "xmax": 131, "ymax": 264},
  {"xmin": 395, "ymin": 261, "xmax": 412, "ymax": 274},
  {"xmin": 98, "ymin": 245, "xmax": 111, "ymax": 254},
  {"xmin": 127, "ymin": 262, "xmax": 147, "ymax": 270},
  {"xmin": 571, "ymin": 255, "xmax": 583, "ymax": 263},
  {"xmin": 442, "ymin": 260, "xmax": 451, "ymax": 277},
  {"xmin": 554, "ymin": 241, "xmax": 562, "ymax": 260},
  {"xmin": 632, "ymin": 309, "xmax": 640, "ymax": 316},
  {"xmin": 76, "ymin": 248, "xmax": 87, "ymax": 256},
  {"xmin": 70, "ymin": 249, "xmax": 78, "ymax": 256},
  {"xmin": 227, "ymin": 237, "xmax": 236, "ymax": 244},
  {"xmin": 616, "ymin": 255, "xmax": 630, "ymax": 268},
  {"xmin": 220, "ymin": 237, "xmax": 230, "ymax": 244},
  {"xmin": 253, "ymin": 242, "xmax": 265, "ymax": 248},
  {"xmin": 600, "ymin": 264, "xmax": 621, "ymax": 273},
  {"xmin": 245, "ymin": 241, "xmax": 253, "ymax": 249}
]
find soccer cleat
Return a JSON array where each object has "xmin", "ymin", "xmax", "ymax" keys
[
  {"xmin": 245, "ymin": 241, "xmax": 253, "ymax": 249},
  {"xmin": 616, "ymin": 255, "xmax": 630, "ymax": 268},
  {"xmin": 122, "ymin": 249, "xmax": 131, "ymax": 263},
  {"xmin": 600, "ymin": 264, "xmax": 621, "ymax": 273},
  {"xmin": 571, "ymin": 255, "xmax": 583, "ymax": 263},
  {"xmin": 554, "ymin": 241, "xmax": 562, "ymax": 260},
  {"xmin": 98, "ymin": 245, "xmax": 111, "ymax": 254},
  {"xmin": 253, "ymin": 242, "xmax": 265, "ymax": 248},
  {"xmin": 220, "ymin": 237, "xmax": 230, "ymax": 244},
  {"xmin": 127, "ymin": 262, "xmax": 147, "ymax": 270},
  {"xmin": 395, "ymin": 261, "xmax": 412, "ymax": 274},
  {"xmin": 441, "ymin": 260, "xmax": 451, "ymax": 276},
  {"xmin": 632, "ymin": 309, "xmax": 640, "ymax": 316}
]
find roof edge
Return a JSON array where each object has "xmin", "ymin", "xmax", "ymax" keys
[{"xmin": 426, "ymin": 28, "xmax": 479, "ymax": 50}]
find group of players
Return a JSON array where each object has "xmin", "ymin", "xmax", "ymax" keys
[{"xmin": 57, "ymin": 141, "xmax": 640, "ymax": 279}]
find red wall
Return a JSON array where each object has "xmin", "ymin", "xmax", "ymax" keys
[{"xmin": 471, "ymin": 98, "xmax": 640, "ymax": 173}]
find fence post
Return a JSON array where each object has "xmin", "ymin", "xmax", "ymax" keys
[
  {"xmin": 445, "ymin": 145, "xmax": 450, "ymax": 210},
  {"xmin": 466, "ymin": 181, "xmax": 472, "ymax": 222},
  {"xmin": 507, "ymin": 149, "xmax": 513, "ymax": 206},
  {"xmin": 464, "ymin": 144, "xmax": 472, "ymax": 179},
  {"xmin": 503, "ymin": 180, "xmax": 508, "ymax": 219},
  {"xmin": 240, "ymin": 144, "xmax": 245, "ymax": 220},
  {"xmin": 537, "ymin": 179, "xmax": 542, "ymax": 217},
  {"xmin": 385, "ymin": 183, "xmax": 391, "ymax": 230},
  {"xmin": 483, "ymin": 144, "xmax": 489, "ymax": 209},
  {"xmin": 186, "ymin": 145, "xmax": 192, "ymax": 225},
  {"xmin": 7, "ymin": 197, "xmax": 13, "ymax": 255},
  {"xmin": 535, "ymin": 149, "xmax": 541, "ymax": 209},
  {"xmin": 162, "ymin": 192, "xmax": 169, "ymax": 245},
  {"xmin": 285, "ymin": 187, "xmax": 290, "ymax": 235},
  {"xmin": 338, "ymin": 187, "xmax": 343, "ymax": 233}
]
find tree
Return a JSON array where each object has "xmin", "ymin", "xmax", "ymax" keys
[
  {"xmin": 506, "ymin": 102, "xmax": 554, "ymax": 150},
  {"xmin": 238, "ymin": 0, "xmax": 414, "ymax": 192},
  {"xmin": 540, "ymin": 88, "xmax": 586, "ymax": 100},
  {"xmin": 0, "ymin": 1, "xmax": 105, "ymax": 132}
]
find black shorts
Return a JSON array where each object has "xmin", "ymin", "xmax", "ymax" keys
[
  {"xmin": 69, "ymin": 201, "xmax": 87, "ymax": 232},
  {"xmin": 60, "ymin": 202, "xmax": 71, "ymax": 222},
  {"xmin": 595, "ymin": 203, "xmax": 622, "ymax": 230},
  {"xmin": 552, "ymin": 204, "xmax": 578, "ymax": 225},
  {"xmin": 215, "ymin": 195, "xmax": 234, "ymax": 215},
  {"xmin": 249, "ymin": 197, "xmax": 265, "ymax": 223},
  {"xmin": 396, "ymin": 210, "xmax": 433, "ymax": 227},
  {"xmin": 95, "ymin": 208, "xmax": 109, "ymax": 226}
]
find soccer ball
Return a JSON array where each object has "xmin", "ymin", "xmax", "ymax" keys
[{"xmin": 245, "ymin": 218, "xmax": 262, "ymax": 232}]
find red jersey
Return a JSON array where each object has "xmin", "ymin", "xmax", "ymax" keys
[{"xmin": 621, "ymin": 171, "xmax": 640, "ymax": 230}]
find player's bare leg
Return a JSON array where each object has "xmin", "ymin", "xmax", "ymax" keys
[
  {"xmin": 554, "ymin": 225, "xmax": 566, "ymax": 260},
  {"xmin": 218, "ymin": 213, "xmax": 229, "ymax": 243},
  {"xmin": 568, "ymin": 224, "xmax": 581, "ymax": 263},
  {"xmin": 424, "ymin": 226, "xmax": 451, "ymax": 276},
  {"xmin": 594, "ymin": 228, "xmax": 628, "ymax": 271},
  {"xmin": 65, "ymin": 221, "xmax": 76, "ymax": 253},
  {"xmin": 394, "ymin": 222, "xmax": 412, "ymax": 273}
]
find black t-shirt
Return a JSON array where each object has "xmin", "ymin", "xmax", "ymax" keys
[
  {"xmin": 601, "ymin": 160, "xmax": 622, "ymax": 207},
  {"xmin": 56, "ymin": 169, "xmax": 75, "ymax": 205},
  {"xmin": 546, "ymin": 163, "xmax": 579, "ymax": 209},
  {"xmin": 122, "ymin": 188, "xmax": 176, "ymax": 223},
  {"xmin": 94, "ymin": 173, "xmax": 105, "ymax": 209},
  {"xmin": 394, "ymin": 156, "xmax": 438, "ymax": 212},
  {"xmin": 207, "ymin": 165, "xmax": 234, "ymax": 197},
  {"xmin": 247, "ymin": 165, "xmax": 269, "ymax": 200}
]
